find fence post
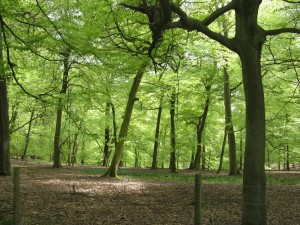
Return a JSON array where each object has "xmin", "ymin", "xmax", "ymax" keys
[
  {"xmin": 13, "ymin": 167, "xmax": 21, "ymax": 225},
  {"xmin": 194, "ymin": 171, "xmax": 201, "ymax": 225}
]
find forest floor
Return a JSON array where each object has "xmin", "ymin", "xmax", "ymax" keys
[{"xmin": 0, "ymin": 161, "xmax": 299, "ymax": 225}]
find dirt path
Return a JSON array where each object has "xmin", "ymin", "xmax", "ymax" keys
[{"xmin": 0, "ymin": 161, "xmax": 299, "ymax": 225}]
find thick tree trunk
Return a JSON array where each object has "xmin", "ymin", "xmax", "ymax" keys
[
  {"xmin": 151, "ymin": 99, "xmax": 163, "ymax": 169},
  {"xmin": 234, "ymin": 2, "xmax": 267, "ymax": 224},
  {"xmin": 0, "ymin": 20, "xmax": 11, "ymax": 176},
  {"xmin": 169, "ymin": 91, "xmax": 176, "ymax": 173},
  {"xmin": 104, "ymin": 60, "xmax": 148, "ymax": 177},
  {"xmin": 22, "ymin": 110, "xmax": 35, "ymax": 160},
  {"xmin": 53, "ymin": 50, "xmax": 70, "ymax": 168},
  {"xmin": 223, "ymin": 68, "xmax": 239, "ymax": 175}
]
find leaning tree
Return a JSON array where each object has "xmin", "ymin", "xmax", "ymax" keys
[{"xmin": 119, "ymin": 0, "xmax": 300, "ymax": 224}]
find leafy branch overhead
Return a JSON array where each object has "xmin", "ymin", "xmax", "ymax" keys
[{"xmin": 121, "ymin": 0, "xmax": 300, "ymax": 55}]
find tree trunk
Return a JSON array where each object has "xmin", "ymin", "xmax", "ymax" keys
[
  {"xmin": 0, "ymin": 20, "xmax": 11, "ymax": 175},
  {"xmin": 103, "ymin": 102, "xmax": 110, "ymax": 167},
  {"xmin": 104, "ymin": 60, "xmax": 148, "ymax": 177},
  {"xmin": 53, "ymin": 50, "xmax": 71, "ymax": 168},
  {"xmin": 151, "ymin": 99, "xmax": 163, "ymax": 169},
  {"xmin": 217, "ymin": 128, "xmax": 227, "ymax": 174},
  {"xmin": 223, "ymin": 68, "xmax": 239, "ymax": 175},
  {"xmin": 22, "ymin": 110, "xmax": 35, "ymax": 160},
  {"xmin": 236, "ymin": 4, "xmax": 267, "ymax": 223},
  {"xmin": 239, "ymin": 134, "xmax": 243, "ymax": 172},
  {"xmin": 71, "ymin": 132, "xmax": 78, "ymax": 166},
  {"xmin": 201, "ymin": 145, "xmax": 206, "ymax": 170},
  {"xmin": 169, "ymin": 90, "xmax": 176, "ymax": 173},
  {"xmin": 286, "ymin": 145, "xmax": 290, "ymax": 171},
  {"xmin": 193, "ymin": 86, "xmax": 210, "ymax": 170}
]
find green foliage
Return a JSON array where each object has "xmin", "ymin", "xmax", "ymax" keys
[{"xmin": 0, "ymin": 213, "xmax": 13, "ymax": 225}]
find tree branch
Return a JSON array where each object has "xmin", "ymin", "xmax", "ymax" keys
[
  {"xmin": 265, "ymin": 28, "xmax": 300, "ymax": 36},
  {"xmin": 168, "ymin": 18, "xmax": 237, "ymax": 52},
  {"xmin": 202, "ymin": 0, "xmax": 237, "ymax": 26}
]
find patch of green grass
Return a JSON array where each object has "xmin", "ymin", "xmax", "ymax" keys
[
  {"xmin": 267, "ymin": 175, "xmax": 300, "ymax": 185},
  {"xmin": 81, "ymin": 168, "xmax": 244, "ymax": 184},
  {"xmin": 0, "ymin": 213, "xmax": 13, "ymax": 225}
]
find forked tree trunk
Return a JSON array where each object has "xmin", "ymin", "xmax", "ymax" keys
[
  {"xmin": 0, "ymin": 19, "xmax": 10, "ymax": 176},
  {"xmin": 53, "ymin": 50, "xmax": 71, "ymax": 168},
  {"xmin": 151, "ymin": 99, "xmax": 163, "ymax": 169},
  {"xmin": 104, "ymin": 60, "xmax": 148, "ymax": 177},
  {"xmin": 193, "ymin": 86, "xmax": 210, "ymax": 170},
  {"xmin": 223, "ymin": 68, "xmax": 239, "ymax": 175}
]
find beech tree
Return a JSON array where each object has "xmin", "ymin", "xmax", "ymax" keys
[
  {"xmin": 0, "ymin": 14, "xmax": 10, "ymax": 176},
  {"xmin": 119, "ymin": 0, "xmax": 300, "ymax": 224}
]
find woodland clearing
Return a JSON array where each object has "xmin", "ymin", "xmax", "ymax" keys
[{"xmin": 0, "ymin": 161, "xmax": 299, "ymax": 225}]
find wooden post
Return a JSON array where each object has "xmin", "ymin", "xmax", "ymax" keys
[
  {"xmin": 13, "ymin": 167, "xmax": 21, "ymax": 225},
  {"xmin": 194, "ymin": 172, "xmax": 201, "ymax": 225}
]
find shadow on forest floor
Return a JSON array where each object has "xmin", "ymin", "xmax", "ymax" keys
[{"xmin": 0, "ymin": 161, "xmax": 299, "ymax": 225}]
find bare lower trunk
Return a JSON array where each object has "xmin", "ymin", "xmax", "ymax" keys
[
  {"xmin": 0, "ymin": 21, "xmax": 10, "ymax": 176},
  {"xmin": 217, "ymin": 128, "xmax": 227, "ymax": 174},
  {"xmin": 151, "ymin": 99, "xmax": 163, "ymax": 169},
  {"xmin": 103, "ymin": 102, "xmax": 110, "ymax": 167},
  {"xmin": 169, "ymin": 91, "xmax": 176, "ymax": 173},
  {"xmin": 22, "ymin": 110, "xmax": 35, "ymax": 160},
  {"xmin": 53, "ymin": 50, "xmax": 70, "ymax": 168}
]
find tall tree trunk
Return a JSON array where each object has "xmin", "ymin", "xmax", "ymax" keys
[
  {"xmin": 103, "ymin": 102, "xmax": 110, "ymax": 167},
  {"xmin": 53, "ymin": 50, "xmax": 71, "ymax": 168},
  {"xmin": 71, "ymin": 132, "xmax": 78, "ymax": 166},
  {"xmin": 9, "ymin": 103, "xmax": 18, "ymax": 134},
  {"xmin": 223, "ymin": 68, "xmax": 239, "ymax": 175},
  {"xmin": 201, "ymin": 145, "xmax": 206, "ymax": 170},
  {"xmin": 104, "ymin": 60, "xmax": 148, "ymax": 177},
  {"xmin": 169, "ymin": 90, "xmax": 176, "ymax": 173},
  {"xmin": 151, "ymin": 98, "xmax": 163, "ymax": 169},
  {"xmin": 21, "ymin": 110, "xmax": 35, "ymax": 160},
  {"xmin": 236, "ymin": 4, "xmax": 267, "ymax": 223},
  {"xmin": 0, "ymin": 20, "xmax": 10, "ymax": 175},
  {"xmin": 193, "ymin": 85, "xmax": 210, "ymax": 170},
  {"xmin": 217, "ymin": 128, "xmax": 227, "ymax": 174},
  {"xmin": 286, "ymin": 145, "xmax": 290, "ymax": 171},
  {"xmin": 239, "ymin": 133, "xmax": 243, "ymax": 171}
]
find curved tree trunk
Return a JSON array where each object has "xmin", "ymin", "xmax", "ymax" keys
[
  {"xmin": 0, "ymin": 21, "xmax": 10, "ymax": 175},
  {"xmin": 104, "ymin": 60, "xmax": 148, "ymax": 177}
]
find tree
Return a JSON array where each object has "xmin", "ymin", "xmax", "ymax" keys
[
  {"xmin": 119, "ymin": 0, "xmax": 300, "ymax": 224},
  {"xmin": 0, "ymin": 14, "xmax": 10, "ymax": 176},
  {"xmin": 169, "ymin": 89, "xmax": 176, "ymax": 172},
  {"xmin": 53, "ymin": 49, "xmax": 71, "ymax": 168},
  {"xmin": 151, "ymin": 97, "xmax": 163, "ymax": 169},
  {"xmin": 104, "ymin": 59, "xmax": 149, "ymax": 177}
]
